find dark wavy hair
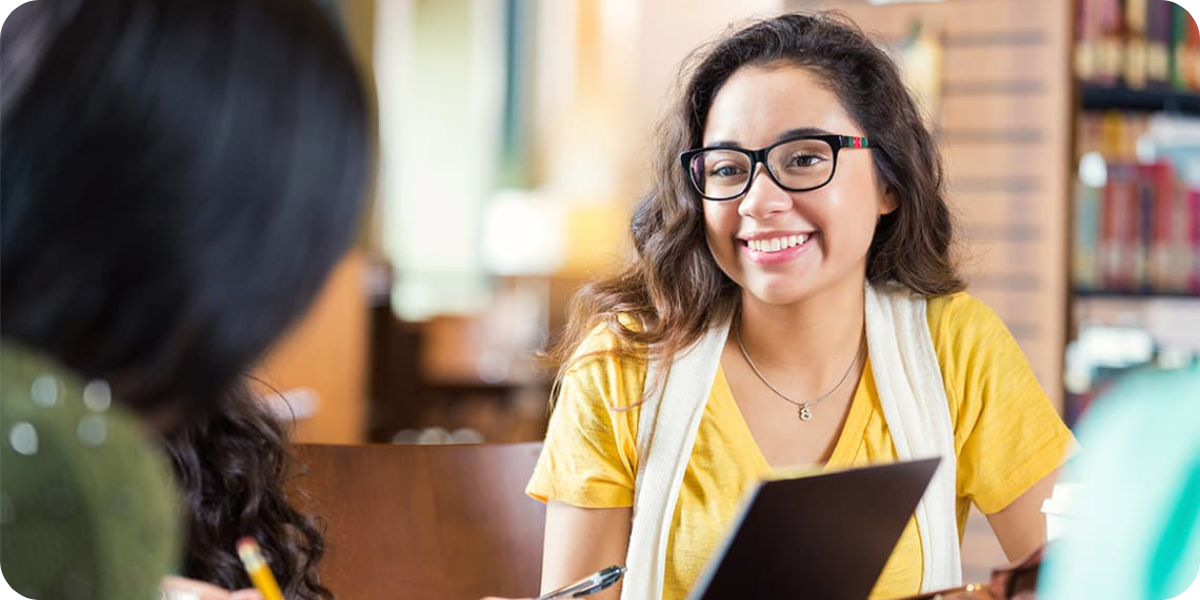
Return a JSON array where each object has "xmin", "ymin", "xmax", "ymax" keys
[
  {"xmin": 164, "ymin": 380, "xmax": 333, "ymax": 600},
  {"xmin": 546, "ymin": 11, "xmax": 962, "ymax": 394},
  {"xmin": 1, "ymin": 0, "xmax": 371, "ymax": 419}
]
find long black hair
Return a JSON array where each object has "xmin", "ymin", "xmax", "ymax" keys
[
  {"xmin": 1, "ymin": 0, "xmax": 372, "ymax": 418},
  {"xmin": 164, "ymin": 380, "xmax": 332, "ymax": 600}
]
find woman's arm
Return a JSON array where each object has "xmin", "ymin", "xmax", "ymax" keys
[
  {"xmin": 930, "ymin": 296, "xmax": 1073, "ymax": 562},
  {"xmin": 985, "ymin": 468, "xmax": 1058, "ymax": 561},
  {"xmin": 541, "ymin": 501, "xmax": 632, "ymax": 600}
]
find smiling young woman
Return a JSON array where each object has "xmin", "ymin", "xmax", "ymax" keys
[{"xmin": 521, "ymin": 11, "xmax": 1075, "ymax": 600}]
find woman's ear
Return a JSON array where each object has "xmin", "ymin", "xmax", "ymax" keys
[{"xmin": 879, "ymin": 188, "xmax": 899, "ymax": 216}]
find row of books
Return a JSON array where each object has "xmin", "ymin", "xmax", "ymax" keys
[
  {"xmin": 1076, "ymin": 109, "xmax": 1151, "ymax": 162},
  {"xmin": 1073, "ymin": 111, "xmax": 1200, "ymax": 295},
  {"xmin": 1075, "ymin": 0, "xmax": 1200, "ymax": 91},
  {"xmin": 1073, "ymin": 159, "xmax": 1200, "ymax": 294}
]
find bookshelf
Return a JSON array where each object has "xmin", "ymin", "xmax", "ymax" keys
[{"xmin": 1067, "ymin": 0, "xmax": 1200, "ymax": 424}]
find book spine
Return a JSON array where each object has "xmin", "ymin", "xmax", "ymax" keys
[
  {"xmin": 1077, "ymin": 0, "xmax": 1099, "ymax": 82},
  {"xmin": 1099, "ymin": 0, "xmax": 1125, "ymax": 85},
  {"xmin": 1074, "ymin": 181, "xmax": 1103, "ymax": 291},
  {"xmin": 1190, "ymin": 189, "xmax": 1200, "ymax": 293},
  {"xmin": 1170, "ymin": 181, "xmax": 1190, "ymax": 292},
  {"xmin": 1133, "ymin": 166, "xmax": 1153, "ymax": 291},
  {"xmin": 1126, "ymin": 0, "xmax": 1149, "ymax": 88},
  {"xmin": 1102, "ymin": 164, "xmax": 1134, "ymax": 290},
  {"xmin": 1189, "ymin": 7, "xmax": 1200, "ymax": 90},
  {"xmin": 1140, "ymin": 163, "xmax": 1173, "ymax": 292},
  {"xmin": 1146, "ymin": 0, "xmax": 1171, "ymax": 86}
]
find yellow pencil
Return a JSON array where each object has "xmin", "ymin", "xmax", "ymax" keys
[{"xmin": 236, "ymin": 536, "xmax": 286, "ymax": 600}]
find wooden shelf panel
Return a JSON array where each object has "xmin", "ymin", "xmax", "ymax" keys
[
  {"xmin": 1080, "ymin": 85, "xmax": 1200, "ymax": 114},
  {"xmin": 1074, "ymin": 289, "xmax": 1200, "ymax": 300}
]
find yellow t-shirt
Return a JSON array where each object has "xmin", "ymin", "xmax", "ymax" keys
[{"xmin": 527, "ymin": 293, "xmax": 1075, "ymax": 600}]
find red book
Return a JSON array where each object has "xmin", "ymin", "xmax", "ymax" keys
[
  {"xmin": 1077, "ymin": 0, "xmax": 1099, "ymax": 82},
  {"xmin": 1190, "ymin": 189, "xmax": 1200, "ymax": 293},
  {"xmin": 1102, "ymin": 164, "xmax": 1137, "ymax": 291},
  {"xmin": 1097, "ymin": 0, "xmax": 1126, "ymax": 86},
  {"xmin": 1132, "ymin": 166, "xmax": 1154, "ymax": 290},
  {"xmin": 1140, "ymin": 162, "xmax": 1174, "ymax": 292}
]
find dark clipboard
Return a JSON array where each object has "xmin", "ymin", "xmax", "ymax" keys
[{"xmin": 686, "ymin": 457, "xmax": 942, "ymax": 600}]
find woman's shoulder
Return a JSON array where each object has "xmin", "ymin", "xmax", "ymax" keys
[
  {"xmin": 556, "ymin": 314, "xmax": 652, "ymax": 415},
  {"xmin": 2, "ymin": 342, "xmax": 104, "ymax": 429},
  {"xmin": 567, "ymin": 313, "xmax": 650, "ymax": 370},
  {"xmin": 925, "ymin": 290, "xmax": 994, "ymax": 318},
  {"xmin": 0, "ymin": 340, "xmax": 181, "ymax": 499},
  {"xmin": 0, "ymin": 341, "xmax": 181, "ymax": 600},
  {"xmin": 925, "ymin": 291, "xmax": 1006, "ymax": 338}
]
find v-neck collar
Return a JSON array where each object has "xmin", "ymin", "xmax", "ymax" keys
[{"xmin": 712, "ymin": 355, "xmax": 873, "ymax": 475}]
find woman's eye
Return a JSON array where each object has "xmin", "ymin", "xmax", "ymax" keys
[
  {"xmin": 786, "ymin": 154, "xmax": 822, "ymax": 168},
  {"xmin": 708, "ymin": 165, "xmax": 746, "ymax": 178}
]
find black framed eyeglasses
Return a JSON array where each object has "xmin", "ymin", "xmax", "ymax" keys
[{"xmin": 680, "ymin": 134, "xmax": 873, "ymax": 201}]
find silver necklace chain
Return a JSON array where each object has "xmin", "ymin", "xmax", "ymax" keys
[{"xmin": 734, "ymin": 325, "xmax": 866, "ymax": 422}]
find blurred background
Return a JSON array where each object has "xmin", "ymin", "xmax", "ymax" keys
[
  {"xmin": 253, "ymin": 0, "xmax": 1200, "ymax": 449},
  {"xmin": 243, "ymin": 0, "xmax": 1200, "ymax": 579}
]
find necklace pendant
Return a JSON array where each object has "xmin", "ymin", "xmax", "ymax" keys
[{"xmin": 799, "ymin": 405, "xmax": 813, "ymax": 421}]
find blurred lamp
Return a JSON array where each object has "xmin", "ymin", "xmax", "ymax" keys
[{"xmin": 482, "ymin": 189, "xmax": 566, "ymax": 276}]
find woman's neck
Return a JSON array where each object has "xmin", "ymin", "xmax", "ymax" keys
[{"xmin": 736, "ymin": 275, "xmax": 866, "ymax": 376}]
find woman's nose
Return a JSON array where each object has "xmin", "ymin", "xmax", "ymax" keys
[{"xmin": 737, "ymin": 163, "xmax": 793, "ymax": 219}]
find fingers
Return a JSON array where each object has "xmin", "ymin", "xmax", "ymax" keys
[{"xmin": 160, "ymin": 576, "xmax": 262, "ymax": 600}]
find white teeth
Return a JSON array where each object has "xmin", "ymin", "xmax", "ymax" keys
[{"xmin": 748, "ymin": 234, "xmax": 809, "ymax": 253}]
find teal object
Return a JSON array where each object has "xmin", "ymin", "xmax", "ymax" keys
[{"xmin": 1041, "ymin": 362, "xmax": 1200, "ymax": 600}]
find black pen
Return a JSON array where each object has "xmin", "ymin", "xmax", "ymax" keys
[{"xmin": 535, "ymin": 565, "xmax": 626, "ymax": 600}]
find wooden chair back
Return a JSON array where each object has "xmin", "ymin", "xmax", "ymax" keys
[{"xmin": 292, "ymin": 442, "xmax": 545, "ymax": 600}]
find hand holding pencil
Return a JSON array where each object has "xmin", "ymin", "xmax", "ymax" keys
[
  {"xmin": 237, "ymin": 537, "xmax": 285, "ymax": 600},
  {"xmin": 160, "ymin": 576, "xmax": 263, "ymax": 600},
  {"xmin": 156, "ymin": 536, "xmax": 278, "ymax": 600}
]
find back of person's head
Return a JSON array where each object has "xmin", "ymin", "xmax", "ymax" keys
[
  {"xmin": 1, "ymin": 0, "xmax": 372, "ymax": 419},
  {"xmin": 165, "ymin": 381, "xmax": 333, "ymax": 600}
]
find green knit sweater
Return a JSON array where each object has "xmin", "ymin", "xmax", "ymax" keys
[{"xmin": 1, "ymin": 342, "xmax": 181, "ymax": 600}]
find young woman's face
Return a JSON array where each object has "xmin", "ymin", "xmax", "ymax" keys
[{"xmin": 700, "ymin": 64, "xmax": 894, "ymax": 308}]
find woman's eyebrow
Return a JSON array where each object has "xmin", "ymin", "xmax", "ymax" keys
[
  {"xmin": 776, "ymin": 127, "xmax": 832, "ymax": 140},
  {"xmin": 703, "ymin": 127, "xmax": 834, "ymax": 149}
]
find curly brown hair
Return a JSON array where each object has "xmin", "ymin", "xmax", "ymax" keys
[
  {"xmin": 163, "ymin": 380, "xmax": 333, "ymax": 600},
  {"xmin": 547, "ymin": 11, "xmax": 962, "ymax": 395}
]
